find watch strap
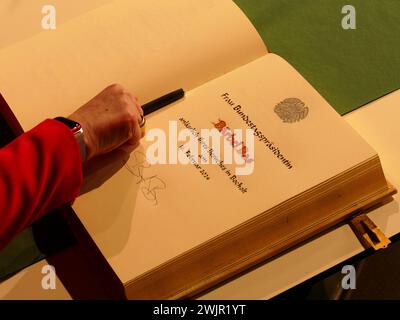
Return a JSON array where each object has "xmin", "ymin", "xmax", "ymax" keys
[{"xmin": 54, "ymin": 117, "xmax": 86, "ymax": 162}]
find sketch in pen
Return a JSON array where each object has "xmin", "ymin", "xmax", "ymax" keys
[{"xmin": 125, "ymin": 151, "xmax": 166, "ymax": 205}]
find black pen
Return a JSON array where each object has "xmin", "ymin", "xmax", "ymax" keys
[{"xmin": 142, "ymin": 88, "xmax": 185, "ymax": 116}]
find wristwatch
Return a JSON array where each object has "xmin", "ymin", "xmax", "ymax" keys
[{"xmin": 54, "ymin": 117, "xmax": 86, "ymax": 162}]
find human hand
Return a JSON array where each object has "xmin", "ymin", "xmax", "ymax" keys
[{"xmin": 68, "ymin": 84, "xmax": 144, "ymax": 161}]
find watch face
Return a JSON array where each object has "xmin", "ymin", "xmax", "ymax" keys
[
  {"xmin": 54, "ymin": 117, "xmax": 81, "ymax": 134},
  {"xmin": 70, "ymin": 122, "xmax": 82, "ymax": 135}
]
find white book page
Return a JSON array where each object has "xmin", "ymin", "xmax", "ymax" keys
[
  {"xmin": 74, "ymin": 54, "xmax": 376, "ymax": 284},
  {"xmin": 0, "ymin": 0, "xmax": 112, "ymax": 50},
  {"xmin": 0, "ymin": 0, "xmax": 266, "ymax": 131}
]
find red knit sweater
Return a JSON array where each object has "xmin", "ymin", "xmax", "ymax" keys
[{"xmin": 0, "ymin": 119, "xmax": 83, "ymax": 250}]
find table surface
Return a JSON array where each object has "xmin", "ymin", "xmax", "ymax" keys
[{"xmin": 1, "ymin": 1, "xmax": 399, "ymax": 299}]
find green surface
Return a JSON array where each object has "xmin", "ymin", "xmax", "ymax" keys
[
  {"xmin": 235, "ymin": 0, "xmax": 400, "ymax": 115},
  {"xmin": 0, "ymin": 227, "xmax": 45, "ymax": 280}
]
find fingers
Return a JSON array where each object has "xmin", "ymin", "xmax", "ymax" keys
[
  {"xmin": 70, "ymin": 84, "xmax": 144, "ymax": 161},
  {"xmin": 105, "ymin": 84, "xmax": 143, "ymax": 149},
  {"xmin": 127, "ymin": 91, "xmax": 144, "ymax": 118},
  {"xmin": 125, "ymin": 90, "xmax": 144, "ymax": 145},
  {"xmin": 128, "ymin": 111, "xmax": 142, "ymax": 147}
]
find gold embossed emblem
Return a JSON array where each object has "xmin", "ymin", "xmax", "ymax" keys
[{"xmin": 274, "ymin": 98, "xmax": 309, "ymax": 123}]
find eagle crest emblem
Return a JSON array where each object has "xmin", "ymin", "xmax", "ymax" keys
[{"xmin": 274, "ymin": 98, "xmax": 309, "ymax": 123}]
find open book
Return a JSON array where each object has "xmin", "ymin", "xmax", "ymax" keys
[{"xmin": 0, "ymin": 0, "xmax": 395, "ymax": 298}]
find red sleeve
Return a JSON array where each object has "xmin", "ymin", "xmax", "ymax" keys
[{"xmin": 0, "ymin": 119, "xmax": 83, "ymax": 250}]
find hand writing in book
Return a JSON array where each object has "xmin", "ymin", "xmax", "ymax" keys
[{"xmin": 68, "ymin": 83, "xmax": 144, "ymax": 161}]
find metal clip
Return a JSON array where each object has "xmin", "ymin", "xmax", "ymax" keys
[{"xmin": 349, "ymin": 213, "xmax": 391, "ymax": 250}]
